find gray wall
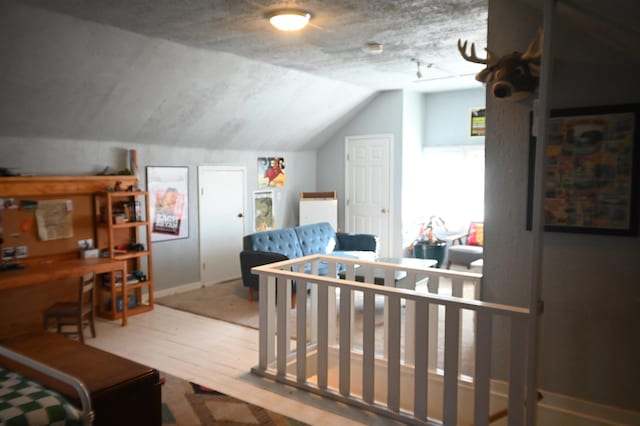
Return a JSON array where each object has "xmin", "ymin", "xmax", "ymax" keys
[
  {"xmin": 316, "ymin": 90, "xmax": 404, "ymax": 256},
  {"xmin": 0, "ymin": 136, "xmax": 316, "ymax": 291},
  {"xmin": 486, "ymin": 0, "xmax": 640, "ymax": 411},
  {"xmin": 424, "ymin": 88, "xmax": 486, "ymax": 146}
]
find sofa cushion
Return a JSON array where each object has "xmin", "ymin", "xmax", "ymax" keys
[
  {"xmin": 243, "ymin": 228, "xmax": 303, "ymax": 258},
  {"xmin": 467, "ymin": 222, "xmax": 484, "ymax": 246},
  {"xmin": 294, "ymin": 222, "xmax": 337, "ymax": 256},
  {"xmin": 336, "ymin": 232, "xmax": 378, "ymax": 253}
]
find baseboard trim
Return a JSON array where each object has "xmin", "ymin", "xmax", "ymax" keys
[
  {"xmin": 153, "ymin": 278, "xmax": 242, "ymax": 300},
  {"xmin": 537, "ymin": 389, "xmax": 640, "ymax": 426},
  {"xmin": 484, "ymin": 381, "xmax": 639, "ymax": 425},
  {"xmin": 153, "ymin": 281, "xmax": 203, "ymax": 299}
]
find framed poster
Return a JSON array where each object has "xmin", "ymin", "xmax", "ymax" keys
[
  {"xmin": 257, "ymin": 157, "xmax": 286, "ymax": 188},
  {"xmin": 527, "ymin": 103, "xmax": 639, "ymax": 235},
  {"xmin": 253, "ymin": 190, "xmax": 274, "ymax": 232},
  {"xmin": 470, "ymin": 107, "xmax": 486, "ymax": 137},
  {"xmin": 146, "ymin": 166, "xmax": 189, "ymax": 242}
]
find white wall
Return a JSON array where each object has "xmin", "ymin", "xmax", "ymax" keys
[
  {"xmin": 316, "ymin": 90, "xmax": 404, "ymax": 256},
  {"xmin": 486, "ymin": 0, "xmax": 640, "ymax": 412},
  {"xmin": 401, "ymin": 90, "xmax": 428, "ymax": 251},
  {"xmin": 0, "ymin": 137, "xmax": 316, "ymax": 291},
  {"xmin": 424, "ymin": 88, "xmax": 486, "ymax": 147}
]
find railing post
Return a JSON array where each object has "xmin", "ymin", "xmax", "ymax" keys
[
  {"xmin": 276, "ymin": 276, "xmax": 290, "ymax": 376},
  {"xmin": 258, "ymin": 274, "xmax": 276, "ymax": 370},
  {"xmin": 362, "ymin": 288, "xmax": 376, "ymax": 404},
  {"xmin": 339, "ymin": 284, "xmax": 352, "ymax": 396},
  {"xmin": 317, "ymin": 282, "xmax": 329, "ymax": 389},
  {"xmin": 252, "ymin": 255, "xmax": 534, "ymax": 426},
  {"xmin": 296, "ymin": 278, "xmax": 308, "ymax": 384},
  {"xmin": 443, "ymin": 304, "xmax": 461, "ymax": 425},
  {"xmin": 428, "ymin": 275, "xmax": 440, "ymax": 371},
  {"xmin": 387, "ymin": 293, "xmax": 402, "ymax": 412},
  {"xmin": 413, "ymin": 298, "xmax": 429, "ymax": 421},
  {"xmin": 508, "ymin": 317, "xmax": 528, "ymax": 425},
  {"xmin": 473, "ymin": 310, "xmax": 492, "ymax": 426}
]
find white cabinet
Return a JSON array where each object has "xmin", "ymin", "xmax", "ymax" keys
[{"xmin": 299, "ymin": 192, "xmax": 338, "ymax": 230}]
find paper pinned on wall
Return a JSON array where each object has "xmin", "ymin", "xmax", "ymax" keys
[{"xmin": 35, "ymin": 199, "xmax": 73, "ymax": 241}]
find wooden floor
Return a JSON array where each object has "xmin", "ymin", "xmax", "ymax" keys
[{"xmin": 88, "ymin": 305, "xmax": 400, "ymax": 426}]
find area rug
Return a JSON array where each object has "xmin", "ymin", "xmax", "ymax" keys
[
  {"xmin": 156, "ymin": 278, "xmax": 474, "ymax": 374},
  {"xmin": 156, "ymin": 280, "xmax": 259, "ymax": 329},
  {"xmin": 154, "ymin": 280, "xmax": 386, "ymax": 338},
  {"xmin": 160, "ymin": 371, "xmax": 308, "ymax": 425}
]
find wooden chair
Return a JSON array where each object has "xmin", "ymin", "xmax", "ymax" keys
[{"xmin": 43, "ymin": 272, "xmax": 96, "ymax": 343}]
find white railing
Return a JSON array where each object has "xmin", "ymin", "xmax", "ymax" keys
[{"xmin": 251, "ymin": 255, "xmax": 531, "ymax": 425}]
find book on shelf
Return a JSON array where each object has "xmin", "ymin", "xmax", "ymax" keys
[
  {"xmin": 121, "ymin": 200, "xmax": 142, "ymax": 222},
  {"xmin": 101, "ymin": 272, "xmax": 139, "ymax": 288}
]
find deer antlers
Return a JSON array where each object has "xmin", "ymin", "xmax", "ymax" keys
[
  {"xmin": 521, "ymin": 28, "xmax": 543, "ymax": 61},
  {"xmin": 457, "ymin": 40, "xmax": 496, "ymax": 66}
]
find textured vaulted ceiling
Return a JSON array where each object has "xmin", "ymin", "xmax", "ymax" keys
[
  {"xmin": 6, "ymin": 0, "xmax": 636, "ymax": 151},
  {"xmin": 10, "ymin": 0, "xmax": 489, "ymax": 91},
  {"xmin": 0, "ymin": 0, "xmax": 490, "ymax": 150}
]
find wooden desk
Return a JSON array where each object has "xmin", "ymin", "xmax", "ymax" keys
[
  {"xmin": 0, "ymin": 257, "xmax": 125, "ymax": 291},
  {"xmin": 0, "ymin": 257, "xmax": 128, "ymax": 335}
]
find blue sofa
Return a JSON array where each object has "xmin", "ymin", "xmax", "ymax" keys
[{"xmin": 239, "ymin": 222, "xmax": 378, "ymax": 300}]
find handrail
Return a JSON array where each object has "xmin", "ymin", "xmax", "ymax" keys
[
  {"xmin": 251, "ymin": 254, "xmax": 532, "ymax": 425},
  {"xmin": 0, "ymin": 346, "xmax": 94, "ymax": 425}
]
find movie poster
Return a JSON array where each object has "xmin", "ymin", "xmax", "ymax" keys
[
  {"xmin": 146, "ymin": 166, "xmax": 189, "ymax": 242},
  {"xmin": 253, "ymin": 190, "xmax": 274, "ymax": 231},
  {"xmin": 257, "ymin": 157, "xmax": 286, "ymax": 188}
]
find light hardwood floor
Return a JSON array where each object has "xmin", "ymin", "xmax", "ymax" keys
[{"xmin": 88, "ymin": 305, "xmax": 401, "ymax": 426}]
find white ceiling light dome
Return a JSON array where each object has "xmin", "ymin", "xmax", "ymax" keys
[{"xmin": 268, "ymin": 9, "xmax": 311, "ymax": 31}]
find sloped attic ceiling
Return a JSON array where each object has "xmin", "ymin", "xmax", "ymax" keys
[
  {"xmin": 0, "ymin": 3, "xmax": 378, "ymax": 151},
  {"xmin": 0, "ymin": 0, "xmax": 488, "ymax": 151}
]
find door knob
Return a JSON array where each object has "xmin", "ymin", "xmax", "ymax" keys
[
  {"xmin": 237, "ymin": 213, "xmax": 244, "ymax": 218},
  {"xmin": 381, "ymin": 208, "xmax": 387, "ymax": 213}
]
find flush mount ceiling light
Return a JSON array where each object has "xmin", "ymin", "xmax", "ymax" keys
[
  {"xmin": 268, "ymin": 9, "xmax": 311, "ymax": 31},
  {"xmin": 364, "ymin": 42, "xmax": 383, "ymax": 54}
]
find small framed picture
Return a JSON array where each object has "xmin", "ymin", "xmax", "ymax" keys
[
  {"xmin": 253, "ymin": 190, "xmax": 274, "ymax": 232},
  {"xmin": 527, "ymin": 103, "xmax": 639, "ymax": 235},
  {"xmin": 470, "ymin": 107, "xmax": 486, "ymax": 137}
]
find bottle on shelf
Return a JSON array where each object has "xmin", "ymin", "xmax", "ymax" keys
[{"xmin": 93, "ymin": 190, "xmax": 154, "ymax": 325}]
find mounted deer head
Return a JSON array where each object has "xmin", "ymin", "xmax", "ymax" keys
[{"xmin": 458, "ymin": 29, "xmax": 543, "ymax": 100}]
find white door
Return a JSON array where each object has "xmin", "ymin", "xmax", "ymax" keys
[
  {"xmin": 198, "ymin": 166, "xmax": 246, "ymax": 285},
  {"xmin": 345, "ymin": 134, "xmax": 393, "ymax": 257}
]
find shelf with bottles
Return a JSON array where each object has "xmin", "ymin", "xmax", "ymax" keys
[
  {"xmin": 93, "ymin": 190, "xmax": 154, "ymax": 325},
  {"xmin": 101, "ymin": 287, "xmax": 153, "ymax": 317}
]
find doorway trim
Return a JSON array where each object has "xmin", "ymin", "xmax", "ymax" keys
[
  {"xmin": 344, "ymin": 134, "xmax": 394, "ymax": 258},
  {"xmin": 198, "ymin": 165, "xmax": 246, "ymax": 286}
]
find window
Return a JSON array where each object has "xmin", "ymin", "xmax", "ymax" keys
[{"xmin": 405, "ymin": 145, "xmax": 484, "ymax": 245}]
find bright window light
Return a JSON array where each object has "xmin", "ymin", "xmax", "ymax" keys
[{"xmin": 408, "ymin": 145, "xmax": 485, "ymax": 240}]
